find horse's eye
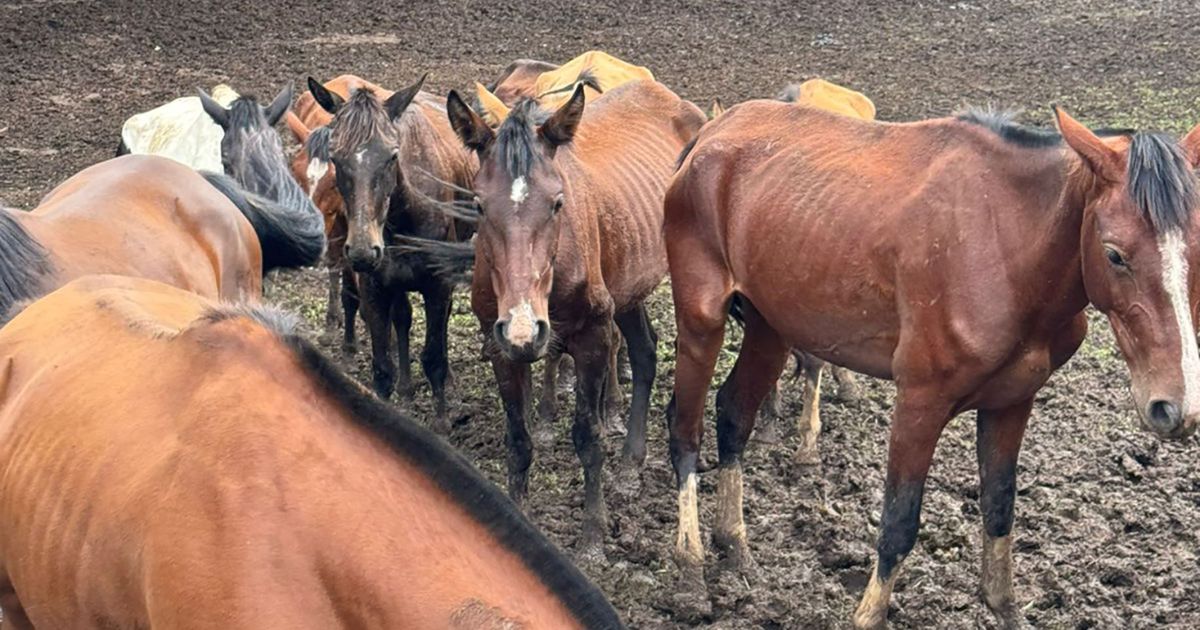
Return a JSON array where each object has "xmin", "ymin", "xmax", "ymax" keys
[
  {"xmin": 552, "ymin": 195, "xmax": 564, "ymax": 214},
  {"xmin": 1105, "ymin": 246, "xmax": 1128, "ymax": 269}
]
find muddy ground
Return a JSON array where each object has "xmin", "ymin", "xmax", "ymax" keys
[{"xmin": 4, "ymin": 1, "xmax": 1200, "ymax": 628}]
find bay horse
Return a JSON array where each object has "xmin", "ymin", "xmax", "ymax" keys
[
  {"xmin": 199, "ymin": 85, "xmax": 326, "ymax": 272},
  {"xmin": 306, "ymin": 75, "xmax": 476, "ymax": 431},
  {"xmin": 284, "ymin": 75, "xmax": 395, "ymax": 345},
  {"xmin": 445, "ymin": 80, "xmax": 706, "ymax": 561},
  {"xmin": 665, "ymin": 102, "xmax": 1200, "ymax": 627},
  {"xmin": 0, "ymin": 274, "xmax": 624, "ymax": 630},
  {"xmin": 0, "ymin": 154, "xmax": 320, "ymax": 322}
]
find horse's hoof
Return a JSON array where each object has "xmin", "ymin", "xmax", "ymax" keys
[
  {"xmin": 533, "ymin": 425, "xmax": 557, "ymax": 450},
  {"xmin": 671, "ymin": 563, "xmax": 712, "ymax": 623},
  {"xmin": 613, "ymin": 459, "xmax": 643, "ymax": 499},
  {"xmin": 602, "ymin": 414, "xmax": 627, "ymax": 439},
  {"xmin": 753, "ymin": 421, "xmax": 783, "ymax": 445},
  {"xmin": 430, "ymin": 413, "xmax": 452, "ymax": 435},
  {"xmin": 794, "ymin": 443, "xmax": 821, "ymax": 467},
  {"xmin": 852, "ymin": 601, "xmax": 889, "ymax": 630},
  {"xmin": 575, "ymin": 541, "xmax": 607, "ymax": 571},
  {"xmin": 395, "ymin": 382, "xmax": 415, "ymax": 401}
]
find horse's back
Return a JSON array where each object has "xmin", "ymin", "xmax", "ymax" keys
[
  {"xmin": 29, "ymin": 155, "xmax": 261, "ymax": 301},
  {"xmin": 0, "ymin": 275, "xmax": 597, "ymax": 629}
]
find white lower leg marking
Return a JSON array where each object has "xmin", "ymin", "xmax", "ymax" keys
[
  {"xmin": 676, "ymin": 472, "xmax": 703, "ymax": 562},
  {"xmin": 1158, "ymin": 230, "xmax": 1200, "ymax": 414}
]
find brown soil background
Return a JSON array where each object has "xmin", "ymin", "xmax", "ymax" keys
[{"xmin": 4, "ymin": 1, "xmax": 1200, "ymax": 628}]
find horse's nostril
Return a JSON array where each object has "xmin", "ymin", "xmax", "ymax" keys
[
  {"xmin": 343, "ymin": 244, "xmax": 352, "ymax": 257},
  {"xmin": 371, "ymin": 244, "xmax": 383, "ymax": 261},
  {"xmin": 534, "ymin": 320, "xmax": 550, "ymax": 345},
  {"xmin": 1148, "ymin": 399, "xmax": 1182, "ymax": 434},
  {"xmin": 493, "ymin": 320, "xmax": 508, "ymax": 343}
]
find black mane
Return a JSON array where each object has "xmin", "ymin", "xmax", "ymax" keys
[
  {"xmin": 0, "ymin": 210, "xmax": 52, "ymax": 324},
  {"xmin": 1128, "ymin": 132, "xmax": 1197, "ymax": 233},
  {"xmin": 221, "ymin": 96, "xmax": 315, "ymax": 219},
  {"xmin": 956, "ymin": 106, "xmax": 1135, "ymax": 148},
  {"xmin": 329, "ymin": 87, "xmax": 397, "ymax": 155},
  {"xmin": 494, "ymin": 99, "xmax": 553, "ymax": 179},
  {"xmin": 281, "ymin": 333, "xmax": 624, "ymax": 629},
  {"xmin": 305, "ymin": 125, "xmax": 332, "ymax": 163}
]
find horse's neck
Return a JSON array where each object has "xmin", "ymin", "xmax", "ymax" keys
[{"xmin": 1018, "ymin": 151, "xmax": 1094, "ymax": 321}]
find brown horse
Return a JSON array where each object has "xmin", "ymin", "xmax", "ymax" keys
[
  {"xmin": 0, "ymin": 154, "xmax": 320, "ymax": 321},
  {"xmin": 445, "ymin": 80, "xmax": 706, "ymax": 561},
  {"xmin": 665, "ymin": 103, "xmax": 1200, "ymax": 627},
  {"xmin": 285, "ymin": 75, "xmax": 395, "ymax": 345},
  {"xmin": 305, "ymin": 75, "xmax": 476, "ymax": 431},
  {"xmin": 0, "ymin": 275, "xmax": 624, "ymax": 629}
]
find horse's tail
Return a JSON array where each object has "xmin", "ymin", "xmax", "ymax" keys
[
  {"xmin": 201, "ymin": 171, "xmax": 326, "ymax": 273},
  {"xmin": 390, "ymin": 235, "xmax": 475, "ymax": 286}
]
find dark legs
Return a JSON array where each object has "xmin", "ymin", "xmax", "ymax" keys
[
  {"xmin": 854, "ymin": 391, "xmax": 952, "ymax": 629},
  {"xmin": 359, "ymin": 275, "xmax": 396, "ymax": 399},
  {"xmin": 421, "ymin": 282, "xmax": 455, "ymax": 433},
  {"xmin": 615, "ymin": 303, "xmax": 658, "ymax": 467},
  {"xmin": 712, "ymin": 303, "xmax": 788, "ymax": 569},
  {"xmin": 976, "ymin": 398, "xmax": 1032, "ymax": 629},
  {"xmin": 339, "ymin": 268, "xmax": 359, "ymax": 356},
  {"xmin": 492, "ymin": 353, "xmax": 534, "ymax": 506},
  {"xmin": 567, "ymin": 321, "xmax": 614, "ymax": 562},
  {"xmin": 324, "ymin": 266, "xmax": 342, "ymax": 336}
]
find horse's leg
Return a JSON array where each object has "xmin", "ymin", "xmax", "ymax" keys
[
  {"xmin": 976, "ymin": 398, "xmax": 1033, "ymax": 629},
  {"xmin": 853, "ymin": 391, "xmax": 953, "ymax": 629},
  {"xmin": 0, "ymin": 574, "xmax": 32, "ymax": 630},
  {"xmin": 492, "ymin": 354, "xmax": 534, "ymax": 507},
  {"xmin": 667, "ymin": 275, "xmax": 729, "ymax": 615},
  {"xmin": 390, "ymin": 293, "xmax": 415, "ymax": 401},
  {"xmin": 602, "ymin": 325, "xmax": 626, "ymax": 438},
  {"xmin": 712, "ymin": 302, "xmax": 788, "ymax": 573},
  {"xmin": 567, "ymin": 320, "xmax": 613, "ymax": 564},
  {"xmin": 795, "ymin": 352, "xmax": 827, "ymax": 465},
  {"xmin": 617, "ymin": 333, "xmax": 632, "ymax": 384},
  {"xmin": 340, "ymin": 267, "xmax": 360, "ymax": 357},
  {"xmin": 324, "ymin": 265, "xmax": 342, "ymax": 338},
  {"xmin": 832, "ymin": 365, "xmax": 864, "ymax": 402},
  {"xmin": 616, "ymin": 303, "xmax": 657, "ymax": 470},
  {"xmin": 359, "ymin": 277, "xmax": 396, "ymax": 399},
  {"xmin": 421, "ymin": 282, "xmax": 455, "ymax": 434},
  {"xmin": 536, "ymin": 347, "xmax": 562, "ymax": 429}
]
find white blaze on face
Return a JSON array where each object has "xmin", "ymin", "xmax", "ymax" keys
[
  {"xmin": 355, "ymin": 149, "xmax": 366, "ymax": 165},
  {"xmin": 1158, "ymin": 229, "xmax": 1200, "ymax": 414},
  {"xmin": 305, "ymin": 158, "xmax": 329, "ymax": 200},
  {"xmin": 505, "ymin": 299, "xmax": 537, "ymax": 347},
  {"xmin": 510, "ymin": 176, "xmax": 528, "ymax": 205}
]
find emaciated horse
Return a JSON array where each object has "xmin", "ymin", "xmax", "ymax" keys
[
  {"xmin": 0, "ymin": 154, "xmax": 319, "ymax": 322},
  {"xmin": 665, "ymin": 103, "xmax": 1200, "ymax": 627},
  {"xmin": 0, "ymin": 275, "xmax": 624, "ymax": 629},
  {"xmin": 445, "ymin": 80, "xmax": 706, "ymax": 561},
  {"xmin": 307, "ymin": 75, "xmax": 476, "ymax": 431}
]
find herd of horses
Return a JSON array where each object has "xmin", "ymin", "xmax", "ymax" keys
[{"xmin": 1, "ymin": 49, "xmax": 1199, "ymax": 628}]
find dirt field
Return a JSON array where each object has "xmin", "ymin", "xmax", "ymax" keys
[{"xmin": 5, "ymin": 1, "xmax": 1200, "ymax": 627}]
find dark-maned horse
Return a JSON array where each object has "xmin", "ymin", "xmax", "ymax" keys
[
  {"xmin": 198, "ymin": 85, "xmax": 326, "ymax": 272},
  {"xmin": 665, "ymin": 101, "xmax": 1200, "ymax": 627},
  {"xmin": 0, "ymin": 154, "xmax": 320, "ymax": 322},
  {"xmin": 284, "ymin": 75, "xmax": 396, "ymax": 346},
  {"xmin": 0, "ymin": 274, "xmax": 624, "ymax": 629},
  {"xmin": 445, "ymin": 80, "xmax": 706, "ymax": 561},
  {"xmin": 306, "ymin": 75, "xmax": 476, "ymax": 431},
  {"xmin": 485, "ymin": 58, "xmax": 561, "ymax": 105}
]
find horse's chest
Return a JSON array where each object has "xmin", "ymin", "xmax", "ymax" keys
[{"xmin": 971, "ymin": 343, "xmax": 1057, "ymax": 409}]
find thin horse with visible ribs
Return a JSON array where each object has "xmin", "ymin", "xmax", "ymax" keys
[
  {"xmin": 443, "ymin": 80, "xmax": 706, "ymax": 562},
  {"xmin": 306, "ymin": 75, "xmax": 476, "ymax": 431},
  {"xmin": 0, "ymin": 274, "xmax": 624, "ymax": 629},
  {"xmin": 665, "ymin": 101, "xmax": 1200, "ymax": 627}
]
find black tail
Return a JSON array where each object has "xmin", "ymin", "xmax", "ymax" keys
[
  {"xmin": 390, "ymin": 235, "xmax": 475, "ymax": 285},
  {"xmin": 201, "ymin": 171, "xmax": 326, "ymax": 274}
]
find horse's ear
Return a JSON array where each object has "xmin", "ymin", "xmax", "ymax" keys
[
  {"xmin": 1054, "ymin": 106, "xmax": 1121, "ymax": 182},
  {"xmin": 265, "ymin": 84, "xmax": 294, "ymax": 126},
  {"xmin": 197, "ymin": 88, "xmax": 229, "ymax": 128},
  {"xmin": 308, "ymin": 77, "xmax": 343, "ymax": 115},
  {"xmin": 710, "ymin": 99, "xmax": 726, "ymax": 119},
  {"xmin": 446, "ymin": 90, "xmax": 494, "ymax": 153},
  {"xmin": 540, "ymin": 83, "xmax": 585, "ymax": 148},
  {"xmin": 284, "ymin": 111, "xmax": 311, "ymax": 143},
  {"xmin": 1181, "ymin": 122, "xmax": 1200, "ymax": 168},
  {"xmin": 386, "ymin": 73, "xmax": 427, "ymax": 121},
  {"xmin": 475, "ymin": 82, "xmax": 511, "ymax": 127}
]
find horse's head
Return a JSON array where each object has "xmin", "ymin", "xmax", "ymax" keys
[
  {"xmin": 284, "ymin": 117, "xmax": 342, "ymax": 238},
  {"xmin": 446, "ymin": 84, "xmax": 585, "ymax": 362},
  {"xmin": 307, "ymin": 75, "xmax": 425, "ymax": 272},
  {"xmin": 199, "ymin": 85, "xmax": 293, "ymax": 181},
  {"xmin": 1059, "ymin": 107, "xmax": 1200, "ymax": 439}
]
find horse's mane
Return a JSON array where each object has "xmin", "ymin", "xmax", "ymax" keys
[
  {"xmin": 958, "ymin": 106, "xmax": 1195, "ymax": 234},
  {"xmin": 494, "ymin": 99, "xmax": 554, "ymax": 179},
  {"xmin": 279, "ymin": 332, "xmax": 624, "ymax": 629},
  {"xmin": 221, "ymin": 96, "xmax": 315, "ymax": 219},
  {"xmin": 0, "ymin": 210, "xmax": 52, "ymax": 324},
  {"xmin": 329, "ymin": 87, "xmax": 398, "ymax": 156}
]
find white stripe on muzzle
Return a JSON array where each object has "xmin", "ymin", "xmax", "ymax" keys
[{"xmin": 1158, "ymin": 229, "xmax": 1200, "ymax": 414}]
